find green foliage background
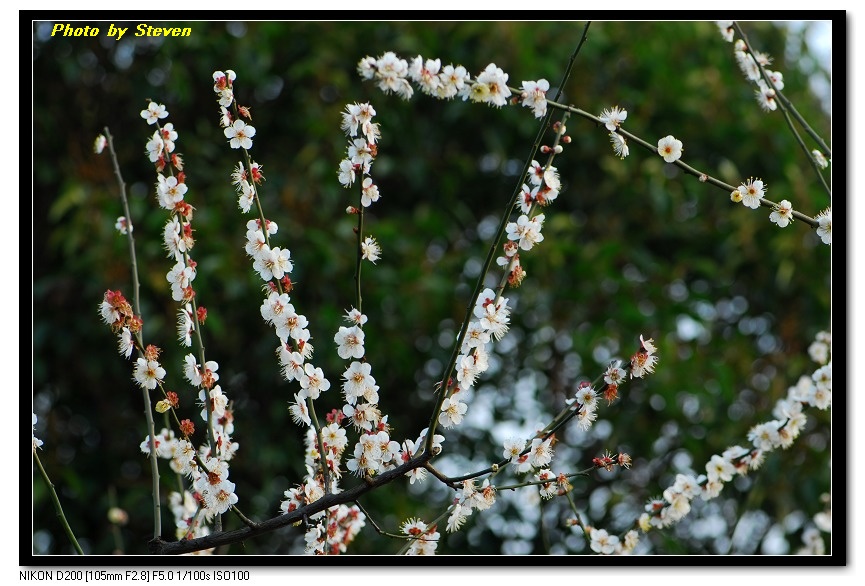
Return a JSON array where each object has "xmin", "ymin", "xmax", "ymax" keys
[{"xmin": 32, "ymin": 19, "xmax": 833, "ymax": 556}]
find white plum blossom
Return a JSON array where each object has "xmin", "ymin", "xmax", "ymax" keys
[
  {"xmin": 474, "ymin": 288, "xmax": 510, "ymax": 340},
  {"xmin": 32, "ymin": 413, "xmax": 44, "ymax": 450},
  {"xmin": 604, "ymin": 361, "xmax": 626, "ymax": 385},
  {"xmin": 748, "ymin": 420, "xmax": 782, "ymax": 451},
  {"xmin": 224, "ymin": 120, "xmax": 256, "ymax": 150},
  {"xmin": 408, "ymin": 56, "xmax": 443, "ymax": 95},
  {"xmin": 133, "ymin": 357, "xmax": 165, "ymax": 390},
  {"xmin": 342, "ymin": 361, "xmax": 376, "ymax": 405},
  {"xmin": 812, "ymin": 150, "xmax": 829, "ymax": 169},
  {"xmin": 599, "ymin": 106, "xmax": 627, "ymax": 131},
  {"xmin": 527, "ymin": 437, "xmax": 554, "ymax": 469},
  {"xmin": 506, "ymin": 213, "xmax": 545, "ymax": 251},
  {"xmin": 438, "ymin": 396, "xmax": 468, "ymax": 428},
  {"xmin": 437, "ymin": 64, "xmax": 471, "ymax": 99},
  {"xmin": 657, "ymin": 135, "xmax": 683, "ymax": 163},
  {"xmin": 345, "ymin": 307, "xmax": 368, "ymax": 326},
  {"xmin": 361, "ymin": 177, "xmax": 381, "ymax": 207},
  {"xmin": 765, "ymin": 69, "xmax": 784, "ymax": 91},
  {"xmin": 94, "ymin": 134, "xmax": 107, "ymax": 154},
  {"xmin": 754, "ymin": 79, "xmax": 777, "ymax": 111},
  {"xmin": 118, "ymin": 327, "xmax": 134, "ymax": 358},
  {"xmin": 815, "ymin": 208, "xmax": 831, "ymax": 244},
  {"xmin": 156, "ymin": 174, "xmax": 187, "ymax": 210},
  {"xmin": 717, "ymin": 21, "xmax": 735, "ymax": 42},
  {"xmin": 589, "ymin": 528, "xmax": 619, "ymax": 554},
  {"xmin": 299, "ymin": 364, "xmax": 331, "ymax": 400},
  {"xmin": 769, "ymin": 199, "xmax": 794, "ymax": 227},
  {"xmin": 361, "ymin": 236, "xmax": 381, "ymax": 263},
  {"xmin": 140, "ymin": 102, "xmax": 168, "ymax": 125},
  {"xmin": 610, "ymin": 131, "xmax": 629, "ymax": 159},
  {"xmin": 335, "ymin": 326, "xmax": 366, "ymax": 360},
  {"xmin": 289, "ymin": 394, "xmax": 311, "ymax": 426},
  {"xmin": 341, "ymin": 102, "xmax": 378, "ymax": 140},
  {"xmin": 736, "ymin": 50, "xmax": 761, "ymax": 82},
  {"xmin": 238, "ymin": 180, "xmax": 256, "ymax": 213},
  {"xmin": 373, "ymin": 52, "xmax": 413, "ymax": 99},
  {"xmin": 338, "ymin": 159, "xmax": 356, "ymax": 187},
  {"xmin": 737, "ymin": 178, "xmax": 765, "ymax": 209},
  {"xmin": 520, "ymin": 79, "xmax": 549, "ymax": 118},
  {"xmin": 473, "ymin": 63, "xmax": 511, "ymax": 107}
]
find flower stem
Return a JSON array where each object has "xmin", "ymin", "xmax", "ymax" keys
[{"xmin": 34, "ymin": 451, "xmax": 84, "ymax": 555}]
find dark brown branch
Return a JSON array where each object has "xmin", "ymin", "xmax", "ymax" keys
[{"xmin": 148, "ymin": 452, "xmax": 432, "ymax": 555}]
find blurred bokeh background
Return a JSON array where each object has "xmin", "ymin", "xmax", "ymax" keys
[{"xmin": 31, "ymin": 20, "xmax": 832, "ymax": 556}]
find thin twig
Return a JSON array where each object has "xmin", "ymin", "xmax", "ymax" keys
[
  {"xmin": 34, "ymin": 451, "xmax": 84, "ymax": 555},
  {"xmin": 103, "ymin": 127, "xmax": 162, "ymax": 539}
]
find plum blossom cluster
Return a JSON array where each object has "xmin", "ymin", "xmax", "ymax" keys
[
  {"xmin": 629, "ymin": 334, "xmax": 659, "ymax": 379},
  {"xmin": 435, "ymin": 287, "xmax": 512, "ymax": 430},
  {"xmin": 358, "ymin": 52, "xmax": 551, "ymax": 118},
  {"xmin": 302, "ymin": 504, "xmax": 366, "ymax": 555},
  {"xmin": 535, "ymin": 469, "xmax": 574, "ymax": 500},
  {"xmin": 99, "ymin": 289, "xmax": 141, "ymax": 359},
  {"xmin": 283, "ymin": 421, "xmax": 444, "ymax": 553},
  {"xmin": 338, "ymin": 102, "xmax": 383, "ymax": 263},
  {"xmin": 97, "ymin": 101, "xmax": 241, "ymax": 541},
  {"xmin": 597, "ymin": 106, "xmax": 681, "ymax": 165},
  {"xmin": 279, "ymin": 417, "xmax": 443, "ymax": 553},
  {"xmin": 99, "ymin": 293, "xmax": 168, "ymax": 395},
  {"xmin": 729, "ymin": 177, "xmax": 819, "ymax": 240},
  {"xmin": 32, "ymin": 413, "xmax": 43, "ymax": 451},
  {"xmin": 586, "ymin": 526, "xmax": 640, "ymax": 555},
  {"xmin": 599, "ymin": 106, "xmax": 630, "ymax": 159},
  {"xmin": 140, "ymin": 422, "xmax": 239, "ymax": 527},
  {"xmin": 142, "ymin": 91, "xmax": 241, "ymax": 529},
  {"xmin": 719, "ymin": 23, "xmax": 831, "ymax": 245},
  {"xmin": 718, "ymin": 23, "xmax": 785, "ymax": 113},
  {"xmin": 338, "ymin": 102, "xmax": 380, "ymax": 192},
  {"xmin": 344, "ymin": 421, "xmax": 401, "ymax": 478},
  {"xmin": 564, "ymin": 381, "xmax": 602, "ymax": 432},
  {"xmin": 248, "ymin": 245, "xmax": 318, "ymax": 398},
  {"xmin": 502, "ymin": 435, "xmax": 555, "ymax": 475},
  {"xmin": 498, "ymin": 155, "xmax": 562, "ymax": 287},
  {"xmin": 140, "ymin": 106, "xmax": 234, "ymax": 446},
  {"xmin": 495, "ymin": 120, "xmax": 569, "ymax": 289},
  {"xmin": 167, "ymin": 490, "xmax": 212, "ymax": 547},
  {"xmin": 335, "ymin": 103, "xmax": 408, "ymax": 489},
  {"xmin": 560, "ymin": 336, "xmax": 657, "ymax": 437},
  {"xmin": 213, "ymin": 70, "xmax": 257, "ymax": 152},
  {"xmin": 335, "ymin": 308, "xmax": 393, "ymax": 470},
  {"xmin": 639, "ymin": 330, "xmax": 831, "ymax": 533},
  {"xmin": 140, "ymin": 102, "xmax": 182, "ymax": 174},
  {"xmin": 730, "ymin": 176, "xmax": 766, "ymax": 210},
  {"xmin": 399, "ymin": 428, "xmax": 444, "ymax": 485},
  {"xmin": 263, "ymin": 288, "xmax": 323, "ymax": 423},
  {"xmin": 278, "ymin": 422, "xmax": 367, "ymax": 555},
  {"xmin": 444, "ymin": 479, "xmax": 497, "ymax": 533},
  {"xmin": 796, "ymin": 492, "xmax": 831, "ymax": 555},
  {"xmin": 215, "ymin": 78, "xmax": 263, "ymax": 213},
  {"xmin": 211, "ymin": 72, "xmax": 328, "ymax": 431},
  {"xmin": 137, "ymin": 104, "xmax": 203, "ymax": 308},
  {"xmin": 401, "ymin": 518, "xmax": 441, "ymax": 555}
]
